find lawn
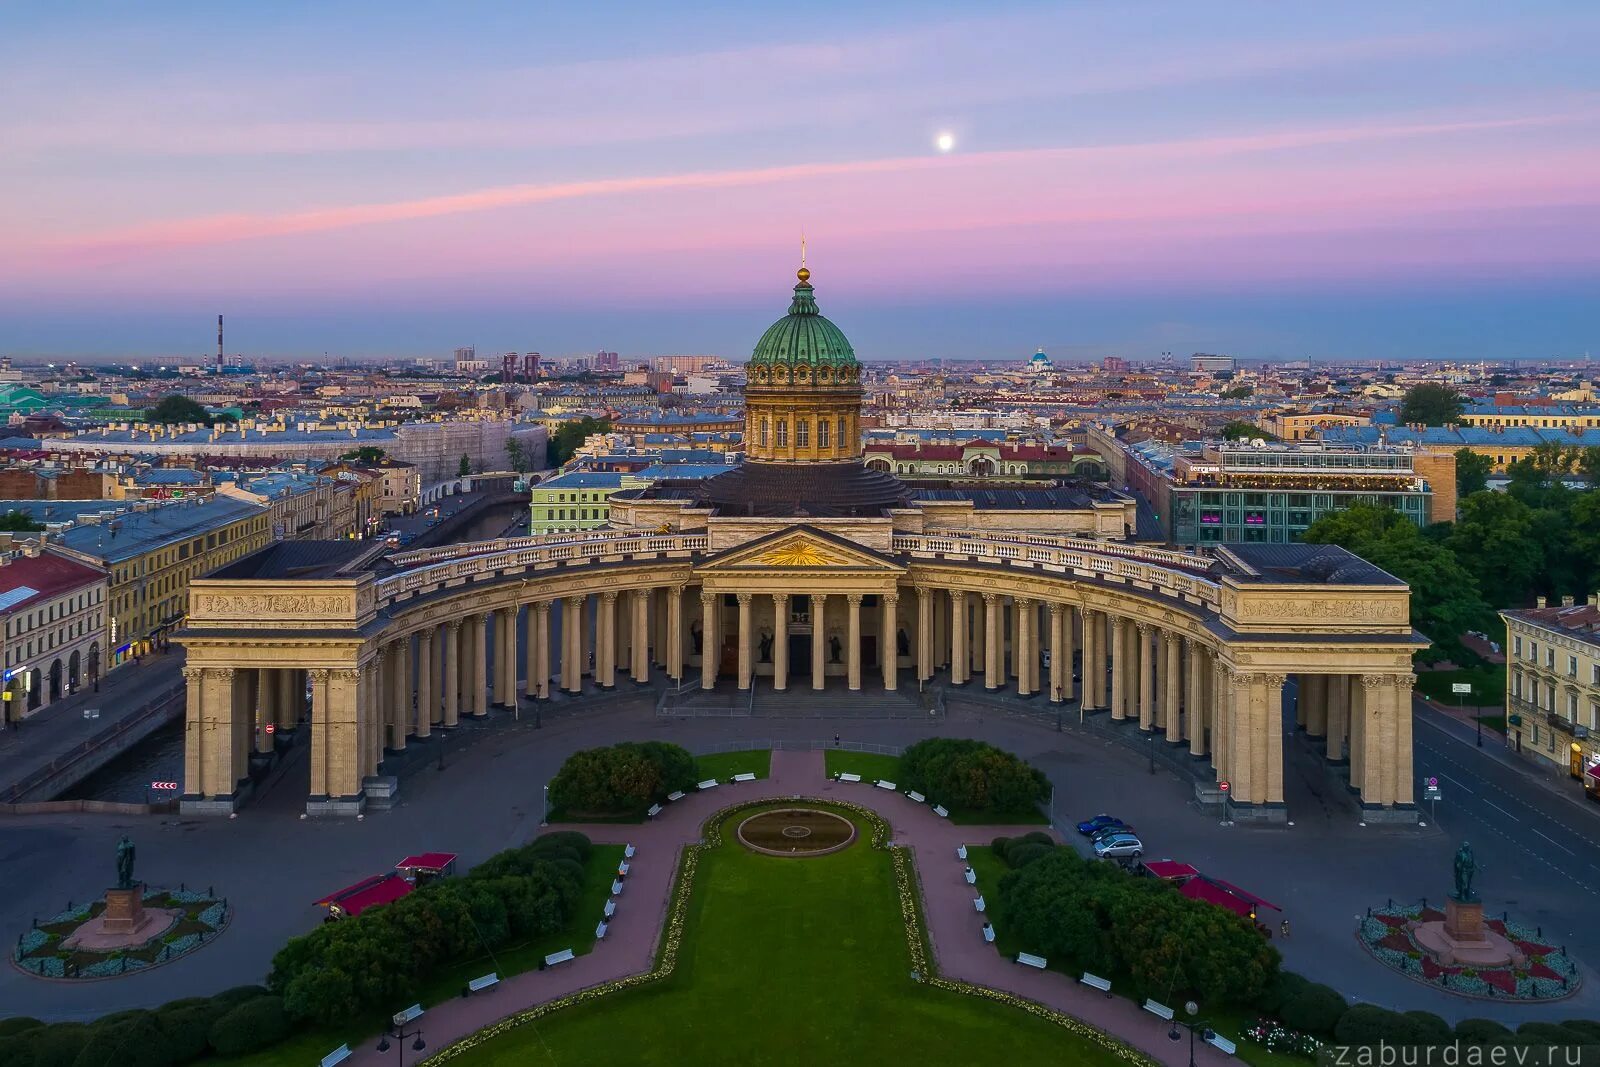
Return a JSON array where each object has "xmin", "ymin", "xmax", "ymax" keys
[
  {"xmin": 822, "ymin": 751, "xmax": 1048, "ymax": 824},
  {"xmin": 1413, "ymin": 663, "xmax": 1505, "ymax": 706},
  {"xmin": 694, "ymin": 749, "xmax": 771, "ymax": 782},
  {"xmin": 962, "ymin": 847, "xmax": 1305, "ymax": 1067},
  {"xmin": 451, "ymin": 806, "xmax": 1132, "ymax": 1067},
  {"xmin": 209, "ymin": 844, "xmax": 626, "ymax": 1067}
]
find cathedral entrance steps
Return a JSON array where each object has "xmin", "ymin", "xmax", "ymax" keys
[{"xmin": 663, "ymin": 681, "xmax": 936, "ymax": 719}]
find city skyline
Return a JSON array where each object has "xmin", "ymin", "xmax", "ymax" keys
[{"xmin": 3, "ymin": 1, "xmax": 1597, "ymax": 360}]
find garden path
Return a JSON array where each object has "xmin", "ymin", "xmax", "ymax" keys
[{"xmin": 341, "ymin": 749, "xmax": 1230, "ymax": 1066}]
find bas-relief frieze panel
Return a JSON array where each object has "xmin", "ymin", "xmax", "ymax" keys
[{"xmin": 191, "ymin": 592, "xmax": 352, "ymax": 621}]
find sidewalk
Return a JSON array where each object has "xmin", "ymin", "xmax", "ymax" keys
[
  {"xmin": 340, "ymin": 749, "xmax": 1227, "ymax": 1066},
  {"xmin": 0, "ymin": 650, "xmax": 185, "ymax": 799}
]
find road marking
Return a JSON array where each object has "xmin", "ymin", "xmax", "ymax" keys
[
  {"xmin": 1484, "ymin": 801, "xmax": 1519, "ymax": 821},
  {"xmin": 1437, "ymin": 774, "xmax": 1474, "ymax": 795},
  {"xmin": 1532, "ymin": 829, "xmax": 1576, "ymax": 856}
]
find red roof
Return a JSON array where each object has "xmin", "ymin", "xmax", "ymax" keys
[
  {"xmin": 0, "ymin": 549, "xmax": 106, "ymax": 615},
  {"xmin": 1180, "ymin": 876, "xmax": 1281, "ymax": 918},
  {"xmin": 396, "ymin": 852, "xmax": 457, "ymax": 873},
  {"xmin": 314, "ymin": 873, "xmax": 413, "ymax": 917},
  {"xmin": 1143, "ymin": 860, "xmax": 1200, "ymax": 881}
]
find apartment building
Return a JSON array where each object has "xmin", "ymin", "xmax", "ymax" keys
[{"xmin": 1501, "ymin": 596, "xmax": 1600, "ymax": 779}]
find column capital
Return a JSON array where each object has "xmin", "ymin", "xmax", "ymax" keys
[
  {"xmin": 981, "ymin": 591, "xmax": 999, "ymax": 604},
  {"xmin": 700, "ymin": 589, "xmax": 716, "ymax": 604},
  {"xmin": 812, "ymin": 592, "xmax": 829, "ymax": 604},
  {"xmin": 1259, "ymin": 672, "xmax": 1287, "ymax": 688},
  {"xmin": 916, "ymin": 585, "xmax": 932, "ymax": 602},
  {"xmin": 182, "ymin": 666, "xmax": 204, "ymax": 684},
  {"xmin": 950, "ymin": 589, "xmax": 966, "ymax": 605},
  {"xmin": 667, "ymin": 584, "xmax": 683, "ymax": 601},
  {"xmin": 773, "ymin": 592, "xmax": 790, "ymax": 606},
  {"xmin": 1135, "ymin": 620, "xmax": 1151, "ymax": 635},
  {"xmin": 534, "ymin": 600, "xmax": 551, "ymax": 616},
  {"xmin": 446, "ymin": 618, "xmax": 463, "ymax": 633},
  {"xmin": 1048, "ymin": 602, "xmax": 1065, "ymax": 619},
  {"xmin": 846, "ymin": 593, "xmax": 864, "ymax": 606},
  {"xmin": 213, "ymin": 666, "xmax": 236, "ymax": 681},
  {"xmin": 332, "ymin": 667, "xmax": 360, "ymax": 682},
  {"xmin": 308, "ymin": 668, "xmax": 330, "ymax": 683},
  {"xmin": 1360, "ymin": 673, "xmax": 1389, "ymax": 690},
  {"xmin": 601, "ymin": 590, "xmax": 619, "ymax": 605},
  {"xmin": 736, "ymin": 592, "xmax": 753, "ymax": 605},
  {"xmin": 882, "ymin": 592, "xmax": 899, "ymax": 606},
  {"xmin": 1014, "ymin": 595, "xmax": 1033, "ymax": 609}
]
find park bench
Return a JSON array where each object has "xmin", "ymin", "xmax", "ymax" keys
[
  {"xmin": 603, "ymin": 899, "xmax": 616, "ymax": 919},
  {"xmin": 320, "ymin": 1045, "xmax": 352, "ymax": 1067},
  {"xmin": 667, "ymin": 791, "xmax": 686, "ymax": 802},
  {"xmin": 1207, "ymin": 1034, "xmax": 1238, "ymax": 1055},
  {"xmin": 732, "ymin": 772, "xmax": 756, "ymax": 782},
  {"xmin": 1016, "ymin": 953, "xmax": 1047, "ymax": 970},
  {"xmin": 611, "ymin": 879, "xmax": 624, "ymax": 895},
  {"xmin": 617, "ymin": 860, "xmax": 631, "ymax": 877},
  {"xmin": 466, "ymin": 973, "xmax": 500, "ymax": 994},
  {"xmin": 1080, "ymin": 972, "xmax": 1112, "ymax": 995},
  {"xmin": 544, "ymin": 948, "xmax": 576, "ymax": 967},
  {"xmin": 982, "ymin": 923, "xmax": 995, "ymax": 944},
  {"xmin": 595, "ymin": 921, "xmax": 608, "ymax": 940},
  {"xmin": 697, "ymin": 779, "xmax": 718, "ymax": 790},
  {"xmin": 973, "ymin": 895, "xmax": 986, "ymax": 913},
  {"xmin": 647, "ymin": 804, "xmax": 663, "ymax": 817},
  {"xmin": 624, "ymin": 844, "xmax": 636, "ymax": 859},
  {"xmin": 875, "ymin": 780, "xmax": 897, "ymax": 791},
  {"xmin": 955, "ymin": 845, "xmax": 967, "ymax": 861},
  {"xmin": 964, "ymin": 867, "xmax": 976, "ymax": 885},
  {"xmin": 933, "ymin": 805, "xmax": 949, "ymax": 818},
  {"xmin": 1143, "ymin": 999, "xmax": 1173, "ymax": 1021},
  {"xmin": 392, "ymin": 1004, "xmax": 424, "ymax": 1027},
  {"xmin": 838, "ymin": 772, "xmax": 862, "ymax": 783},
  {"xmin": 906, "ymin": 790, "xmax": 926, "ymax": 803}
]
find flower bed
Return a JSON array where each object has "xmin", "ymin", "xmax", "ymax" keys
[
  {"xmin": 1355, "ymin": 904, "xmax": 1580, "ymax": 1002},
  {"xmin": 11, "ymin": 888, "xmax": 230, "ymax": 981},
  {"xmin": 1243, "ymin": 1018, "xmax": 1322, "ymax": 1057}
]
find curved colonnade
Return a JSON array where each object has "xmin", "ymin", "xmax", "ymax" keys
[{"xmin": 177, "ymin": 529, "xmax": 1421, "ymax": 820}]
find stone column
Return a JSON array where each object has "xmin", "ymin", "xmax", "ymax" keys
[
  {"xmin": 846, "ymin": 593, "xmax": 863, "ymax": 691},
  {"xmin": 1392, "ymin": 675, "xmax": 1415, "ymax": 806},
  {"xmin": 598, "ymin": 591, "xmax": 618, "ymax": 689},
  {"xmin": 1350, "ymin": 676, "xmax": 1370, "ymax": 794},
  {"xmin": 533, "ymin": 602, "xmax": 552, "ymax": 699},
  {"xmin": 389, "ymin": 640, "xmax": 408, "ymax": 751},
  {"xmin": 700, "ymin": 591, "xmax": 718, "ymax": 691},
  {"xmin": 563, "ymin": 595, "xmax": 583, "ymax": 693},
  {"xmin": 950, "ymin": 591, "xmax": 968, "ymax": 684},
  {"xmin": 523, "ymin": 605, "xmax": 538, "ymax": 699},
  {"xmin": 971, "ymin": 593, "xmax": 985, "ymax": 674},
  {"xmin": 470, "ymin": 613, "xmax": 489, "ymax": 717},
  {"xmin": 182, "ymin": 666, "xmax": 205, "ymax": 796},
  {"xmin": 415, "ymin": 628, "xmax": 434, "ymax": 738},
  {"xmin": 1137, "ymin": 624, "xmax": 1156, "ymax": 730},
  {"xmin": 307, "ymin": 668, "xmax": 332, "ymax": 797},
  {"xmin": 666, "ymin": 587, "xmax": 684, "ymax": 683},
  {"xmin": 1110, "ymin": 616, "xmax": 1127, "ymax": 719},
  {"xmin": 1325, "ymin": 674, "xmax": 1349, "ymax": 761},
  {"xmin": 498, "ymin": 606, "xmax": 517, "ymax": 706},
  {"xmin": 882, "ymin": 593, "xmax": 898, "ymax": 692},
  {"xmin": 320, "ymin": 668, "xmax": 363, "ymax": 801},
  {"xmin": 1016, "ymin": 599, "xmax": 1034, "ymax": 697},
  {"xmin": 242, "ymin": 669, "xmax": 267, "ymax": 754},
  {"xmin": 1164, "ymin": 631, "xmax": 1182, "ymax": 739},
  {"xmin": 772, "ymin": 593, "xmax": 790, "ymax": 691},
  {"xmin": 811, "ymin": 594, "xmax": 828, "ymax": 691},
  {"xmin": 1043, "ymin": 604, "xmax": 1063, "ymax": 703},
  {"xmin": 653, "ymin": 588, "xmax": 667, "ymax": 667},
  {"xmin": 916, "ymin": 587, "xmax": 933, "ymax": 682},
  {"xmin": 631, "ymin": 590, "xmax": 650, "ymax": 683},
  {"xmin": 1211, "ymin": 663, "xmax": 1230, "ymax": 781},
  {"xmin": 1260, "ymin": 673, "xmax": 1286, "ymax": 806},
  {"xmin": 1187, "ymin": 642, "xmax": 1207, "ymax": 757},
  {"xmin": 983, "ymin": 593, "xmax": 1002, "ymax": 690},
  {"xmin": 1228, "ymin": 668, "xmax": 1254, "ymax": 801},
  {"xmin": 1303, "ymin": 675, "xmax": 1328, "ymax": 737},
  {"xmin": 442, "ymin": 620, "xmax": 461, "ymax": 726},
  {"xmin": 272, "ymin": 669, "xmax": 296, "ymax": 730},
  {"xmin": 737, "ymin": 593, "xmax": 754, "ymax": 690}
]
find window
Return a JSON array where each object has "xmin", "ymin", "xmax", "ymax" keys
[
  {"xmin": 759, "ymin": 418, "xmax": 769, "ymax": 447},
  {"xmin": 1547, "ymin": 648, "xmax": 1556, "ymax": 669},
  {"xmin": 776, "ymin": 420, "xmax": 789, "ymax": 447},
  {"xmin": 1529, "ymin": 641, "xmax": 1538, "ymax": 662},
  {"xmin": 796, "ymin": 420, "xmax": 810, "ymax": 448},
  {"xmin": 1511, "ymin": 672, "xmax": 1522, "ymax": 698},
  {"xmin": 1513, "ymin": 635, "xmax": 1522, "ymax": 657},
  {"xmin": 1593, "ymin": 664, "xmax": 1600, "ymax": 685},
  {"xmin": 1570, "ymin": 655, "xmax": 1580, "ymax": 678},
  {"xmin": 818, "ymin": 419, "xmax": 830, "ymax": 449}
]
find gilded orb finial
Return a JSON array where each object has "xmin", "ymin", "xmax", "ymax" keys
[{"xmin": 798, "ymin": 233, "xmax": 810, "ymax": 283}]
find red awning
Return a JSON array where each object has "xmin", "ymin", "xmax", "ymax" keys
[
  {"xmin": 1587, "ymin": 765, "xmax": 1600, "ymax": 783},
  {"xmin": 1180, "ymin": 876, "xmax": 1281, "ymax": 918},
  {"xmin": 396, "ymin": 852, "xmax": 458, "ymax": 874},
  {"xmin": 1143, "ymin": 860, "xmax": 1200, "ymax": 881},
  {"xmin": 314, "ymin": 873, "xmax": 413, "ymax": 918}
]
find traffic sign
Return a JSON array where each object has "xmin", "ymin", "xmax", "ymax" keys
[
  {"xmin": 1451, "ymin": 683, "xmax": 1473, "ymax": 694},
  {"xmin": 265, "ymin": 723, "xmax": 276, "ymax": 735},
  {"xmin": 1426, "ymin": 776, "xmax": 1438, "ymax": 788},
  {"xmin": 150, "ymin": 780, "xmax": 179, "ymax": 791},
  {"xmin": 1218, "ymin": 780, "xmax": 1230, "ymax": 793}
]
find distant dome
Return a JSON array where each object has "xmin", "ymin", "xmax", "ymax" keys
[{"xmin": 748, "ymin": 269, "xmax": 859, "ymax": 371}]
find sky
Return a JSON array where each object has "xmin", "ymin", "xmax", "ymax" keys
[{"xmin": 2, "ymin": 1, "xmax": 1598, "ymax": 363}]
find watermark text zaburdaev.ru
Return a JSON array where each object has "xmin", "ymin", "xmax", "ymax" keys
[{"xmin": 1322, "ymin": 1047, "xmax": 1600, "ymax": 1067}]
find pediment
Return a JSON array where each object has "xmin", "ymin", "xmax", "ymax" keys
[{"xmin": 697, "ymin": 525, "xmax": 903, "ymax": 574}]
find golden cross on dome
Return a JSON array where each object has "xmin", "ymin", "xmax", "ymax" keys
[{"xmin": 798, "ymin": 231, "xmax": 810, "ymax": 283}]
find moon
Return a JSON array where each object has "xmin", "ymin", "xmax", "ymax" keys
[{"xmin": 935, "ymin": 131, "xmax": 955, "ymax": 153}]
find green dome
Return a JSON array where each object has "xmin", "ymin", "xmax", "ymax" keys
[{"xmin": 749, "ymin": 269, "xmax": 858, "ymax": 369}]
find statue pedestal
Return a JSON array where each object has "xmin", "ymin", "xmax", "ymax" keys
[
  {"xmin": 1444, "ymin": 898, "xmax": 1484, "ymax": 943},
  {"xmin": 1413, "ymin": 897, "xmax": 1525, "ymax": 968},
  {"xmin": 101, "ymin": 885, "xmax": 152, "ymax": 936}
]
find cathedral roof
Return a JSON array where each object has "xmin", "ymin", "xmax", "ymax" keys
[{"xmin": 748, "ymin": 267, "xmax": 858, "ymax": 370}]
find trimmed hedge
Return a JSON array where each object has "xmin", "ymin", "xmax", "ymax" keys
[
  {"xmin": 207, "ymin": 996, "xmax": 288, "ymax": 1056},
  {"xmin": 901, "ymin": 738, "xmax": 1048, "ymax": 814},
  {"xmin": 1454, "ymin": 1019, "xmax": 1513, "ymax": 1045},
  {"xmin": 0, "ymin": 1018, "xmax": 44, "ymax": 1038},
  {"xmin": 1279, "ymin": 982, "xmax": 1348, "ymax": 1035},
  {"xmin": 547, "ymin": 741, "xmax": 696, "ymax": 815}
]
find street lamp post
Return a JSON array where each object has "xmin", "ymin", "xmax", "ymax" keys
[
  {"xmin": 1168, "ymin": 1000, "xmax": 1210, "ymax": 1067},
  {"xmin": 375, "ymin": 1024, "xmax": 425, "ymax": 1065},
  {"xmin": 1147, "ymin": 731, "xmax": 1156, "ymax": 775},
  {"xmin": 541, "ymin": 784, "xmax": 549, "ymax": 826}
]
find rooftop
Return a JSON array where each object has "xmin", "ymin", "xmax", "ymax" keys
[
  {"xmin": 0, "ymin": 549, "xmax": 106, "ymax": 614},
  {"xmin": 1217, "ymin": 543, "xmax": 1404, "ymax": 587},
  {"xmin": 53, "ymin": 496, "xmax": 267, "ymax": 564},
  {"xmin": 208, "ymin": 539, "xmax": 386, "ymax": 580}
]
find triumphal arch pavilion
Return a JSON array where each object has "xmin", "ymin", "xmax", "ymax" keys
[{"xmin": 179, "ymin": 265, "xmax": 1424, "ymax": 821}]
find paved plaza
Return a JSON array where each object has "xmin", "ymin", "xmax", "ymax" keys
[{"xmin": 2, "ymin": 693, "xmax": 1596, "ymax": 1031}]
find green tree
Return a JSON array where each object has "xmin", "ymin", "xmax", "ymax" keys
[
  {"xmin": 143, "ymin": 394, "xmax": 211, "ymax": 425},
  {"xmin": 1302, "ymin": 504, "xmax": 1491, "ymax": 659},
  {"xmin": 1578, "ymin": 446, "xmax": 1600, "ymax": 487},
  {"xmin": 549, "ymin": 416, "xmax": 611, "ymax": 467},
  {"xmin": 1398, "ymin": 383, "xmax": 1465, "ymax": 426},
  {"xmin": 506, "ymin": 437, "xmax": 527, "ymax": 473},
  {"xmin": 1219, "ymin": 385, "xmax": 1254, "ymax": 400},
  {"xmin": 1219, "ymin": 420, "xmax": 1275, "ymax": 441},
  {"xmin": 1445, "ymin": 492, "xmax": 1541, "ymax": 608},
  {"xmin": 0, "ymin": 510, "xmax": 43, "ymax": 532},
  {"xmin": 340, "ymin": 446, "xmax": 386, "ymax": 464},
  {"xmin": 1453, "ymin": 448, "xmax": 1492, "ymax": 497},
  {"xmin": 457, "ymin": 453, "xmax": 471, "ymax": 478}
]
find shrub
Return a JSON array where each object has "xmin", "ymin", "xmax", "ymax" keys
[
  {"xmin": 1403, "ymin": 1011, "xmax": 1453, "ymax": 1045},
  {"xmin": 156, "ymin": 1003, "xmax": 222, "ymax": 1063},
  {"xmin": 71, "ymin": 1015, "xmax": 175, "ymax": 1067},
  {"xmin": 1015, "ymin": 831, "xmax": 1055, "ymax": 848},
  {"xmin": 89, "ymin": 1009, "xmax": 157, "ymax": 1031},
  {"xmin": 1560, "ymin": 1021, "xmax": 1600, "ymax": 1042},
  {"xmin": 208, "ymin": 996, "xmax": 289, "ymax": 1056},
  {"xmin": 1280, "ymin": 982, "xmax": 1347, "ymax": 1036},
  {"xmin": 23, "ymin": 1023, "xmax": 89, "ymax": 1067},
  {"xmin": 1516, "ymin": 1022, "xmax": 1589, "ymax": 1046},
  {"xmin": 1454, "ymin": 1018, "xmax": 1513, "ymax": 1045},
  {"xmin": 1335, "ymin": 1005, "xmax": 1414, "ymax": 1046},
  {"xmin": 1004, "ymin": 842, "xmax": 1055, "ymax": 869},
  {"xmin": 547, "ymin": 742, "xmax": 696, "ymax": 814},
  {"xmin": 990, "ymin": 836, "xmax": 1012, "ymax": 860},
  {"xmin": 1256, "ymin": 970, "xmax": 1309, "ymax": 1013},
  {"xmin": 0, "ymin": 1018, "xmax": 43, "ymax": 1038},
  {"xmin": 0, "ymin": 1035, "xmax": 36, "ymax": 1067},
  {"xmin": 209, "ymin": 984, "xmax": 272, "ymax": 1009},
  {"xmin": 900, "ymin": 738, "xmax": 1048, "ymax": 813}
]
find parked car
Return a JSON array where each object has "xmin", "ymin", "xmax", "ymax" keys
[
  {"xmin": 1089, "ymin": 825, "xmax": 1134, "ymax": 846},
  {"xmin": 1076, "ymin": 814, "xmax": 1131, "ymax": 837},
  {"xmin": 1092, "ymin": 833, "xmax": 1144, "ymax": 860}
]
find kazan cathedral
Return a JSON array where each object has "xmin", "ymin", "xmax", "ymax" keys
[{"xmin": 178, "ymin": 262, "xmax": 1423, "ymax": 824}]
